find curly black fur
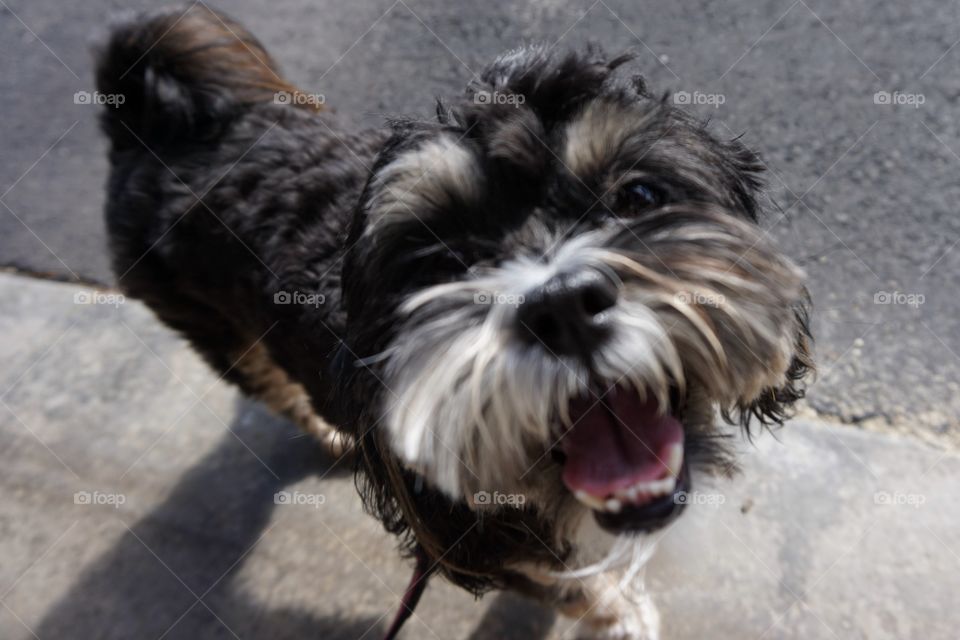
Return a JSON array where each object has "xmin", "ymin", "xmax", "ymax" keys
[{"xmin": 97, "ymin": 5, "xmax": 813, "ymax": 599}]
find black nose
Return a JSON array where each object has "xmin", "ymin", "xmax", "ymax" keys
[{"xmin": 516, "ymin": 269, "xmax": 618, "ymax": 355}]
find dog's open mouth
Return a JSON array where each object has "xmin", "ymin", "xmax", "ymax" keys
[{"xmin": 558, "ymin": 386, "xmax": 688, "ymax": 532}]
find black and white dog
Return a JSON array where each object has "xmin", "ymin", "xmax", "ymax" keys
[{"xmin": 96, "ymin": 6, "xmax": 812, "ymax": 638}]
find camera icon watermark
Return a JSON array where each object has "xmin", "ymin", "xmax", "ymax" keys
[
  {"xmin": 473, "ymin": 291, "xmax": 525, "ymax": 307},
  {"xmin": 274, "ymin": 290, "xmax": 326, "ymax": 307},
  {"xmin": 74, "ymin": 90, "xmax": 126, "ymax": 108},
  {"xmin": 74, "ymin": 490, "xmax": 126, "ymax": 508},
  {"xmin": 474, "ymin": 90, "xmax": 526, "ymax": 107},
  {"xmin": 675, "ymin": 291, "xmax": 725, "ymax": 307},
  {"xmin": 673, "ymin": 91, "xmax": 726, "ymax": 109},
  {"xmin": 873, "ymin": 290, "xmax": 924, "ymax": 308},
  {"xmin": 273, "ymin": 91, "xmax": 326, "ymax": 108},
  {"xmin": 274, "ymin": 490, "xmax": 326, "ymax": 509},
  {"xmin": 73, "ymin": 291, "xmax": 126, "ymax": 308},
  {"xmin": 674, "ymin": 491, "xmax": 725, "ymax": 506},
  {"xmin": 873, "ymin": 90, "xmax": 925, "ymax": 108},
  {"xmin": 874, "ymin": 491, "xmax": 925, "ymax": 508},
  {"xmin": 472, "ymin": 490, "xmax": 527, "ymax": 508}
]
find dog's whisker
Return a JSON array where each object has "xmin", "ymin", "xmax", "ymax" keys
[{"xmin": 353, "ymin": 347, "xmax": 397, "ymax": 367}]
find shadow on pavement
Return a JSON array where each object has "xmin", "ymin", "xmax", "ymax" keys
[
  {"xmin": 31, "ymin": 399, "xmax": 386, "ymax": 640},
  {"xmin": 466, "ymin": 591, "xmax": 556, "ymax": 640}
]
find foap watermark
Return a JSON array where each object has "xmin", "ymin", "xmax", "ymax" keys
[
  {"xmin": 274, "ymin": 290, "xmax": 326, "ymax": 307},
  {"xmin": 675, "ymin": 291, "xmax": 725, "ymax": 307},
  {"xmin": 874, "ymin": 290, "xmax": 924, "ymax": 308},
  {"xmin": 473, "ymin": 491, "xmax": 527, "ymax": 508},
  {"xmin": 273, "ymin": 90, "xmax": 326, "ymax": 108},
  {"xmin": 674, "ymin": 491, "xmax": 726, "ymax": 506},
  {"xmin": 873, "ymin": 90, "xmax": 925, "ymax": 109},
  {"xmin": 74, "ymin": 291, "xmax": 125, "ymax": 308},
  {"xmin": 74, "ymin": 90, "xmax": 125, "ymax": 108},
  {"xmin": 673, "ymin": 90, "xmax": 726, "ymax": 109},
  {"xmin": 474, "ymin": 291, "xmax": 525, "ymax": 307},
  {"xmin": 474, "ymin": 90, "xmax": 526, "ymax": 107},
  {"xmin": 74, "ymin": 490, "xmax": 126, "ymax": 508},
  {"xmin": 274, "ymin": 490, "xmax": 326, "ymax": 509},
  {"xmin": 874, "ymin": 491, "xmax": 926, "ymax": 509}
]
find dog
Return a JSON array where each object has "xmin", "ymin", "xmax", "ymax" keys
[{"xmin": 96, "ymin": 5, "xmax": 813, "ymax": 638}]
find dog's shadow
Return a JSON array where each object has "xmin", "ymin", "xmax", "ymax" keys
[{"xmin": 34, "ymin": 399, "xmax": 555, "ymax": 640}]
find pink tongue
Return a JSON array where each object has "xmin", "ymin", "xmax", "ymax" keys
[{"xmin": 561, "ymin": 389, "xmax": 683, "ymax": 498}]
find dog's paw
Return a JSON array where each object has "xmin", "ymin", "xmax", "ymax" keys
[
  {"xmin": 573, "ymin": 622, "xmax": 650, "ymax": 640},
  {"xmin": 571, "ymin": 594, "xmax": 660, "ymax": 640},
  {"xmin": 573, "ymin": 619, "xmax": 656, "ymax": 640}
]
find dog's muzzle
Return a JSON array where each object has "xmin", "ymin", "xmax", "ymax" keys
[{"xmin": 515, "ymin": 267, "xmax": 687, "ymax": 532}]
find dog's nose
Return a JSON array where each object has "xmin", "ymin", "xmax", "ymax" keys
[{"xmin": 516, "ymin": 269, "xmax": 618, "ymax": 354}]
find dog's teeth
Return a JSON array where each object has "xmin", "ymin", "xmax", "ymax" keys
[
  {"xmin": 613, "ymin": 476, "xmax": 679, "ymax": 504},
  {"xmin": 655, "ymin": 477, "xmax": 675, "ymax": 495},
  {"xmin": 574, "ymin": 490, "xmax": 607, "ymax": 511},
  {"xmin": 666, "ymin": 443, "xmax": 684, "ymax": 479},
  {"xmin": 575, "ymin": 465, "xmax": 684, "ymax": 512}
]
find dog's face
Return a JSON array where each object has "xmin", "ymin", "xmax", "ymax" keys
[{"xmin": 341, "ymin": 47, "xmax": 811, "ymax": 536}]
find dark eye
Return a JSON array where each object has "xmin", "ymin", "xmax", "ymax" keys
[
  {"xmin": 618, "ymin": 181, "xmax": 661, "ymax": 211},
  {"xmin": 623, "ymin": 182, "xmax": 660, "ymax": 209}
]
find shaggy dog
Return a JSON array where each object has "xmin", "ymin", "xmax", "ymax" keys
[{"xmin": 96, "ymin": 6, "xmax": 812, "ymax": 638}]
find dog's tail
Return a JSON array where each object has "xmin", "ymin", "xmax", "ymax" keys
[{"xmin": 95, "ymin": 4, "xmax": 319, "ymax": 151}]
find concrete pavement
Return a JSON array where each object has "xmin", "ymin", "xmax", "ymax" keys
[{"xmin": 1, "ymin": 272, "xmax": 957, "ymax": 639}]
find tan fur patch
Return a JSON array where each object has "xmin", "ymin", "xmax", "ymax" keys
[
  {"xmin": 165, "ymin": 5, "xmax": 324, "ymax": 112},
  {"xmin": 233, "ymin": 343, "xmax": 351, "ymax": 457},
  {"xmin": 562, "ymin": 100, "xmax": 652, "ymax": 178},
  {"xmin": 366, "ymin": 135, "xmax": 481, "ymax": 233}
]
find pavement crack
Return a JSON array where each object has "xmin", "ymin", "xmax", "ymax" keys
[{"xmin": 1, "ymin": 264, "xmax": 110, "ymax": 289}]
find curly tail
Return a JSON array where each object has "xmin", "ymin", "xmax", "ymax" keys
[{"xmin": 95, "ymin": 4, "xmax": 319, "ymax": 151}]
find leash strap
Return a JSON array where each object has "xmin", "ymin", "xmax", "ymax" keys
[{"xmin": 382, "ymin": 546, "xmax": 432, "ymax": 640}]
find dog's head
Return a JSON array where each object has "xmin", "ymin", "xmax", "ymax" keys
[{"xmin": 339, "ymin": 46, "xmax": 812, "ymax": 537}]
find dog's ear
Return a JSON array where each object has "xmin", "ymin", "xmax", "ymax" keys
[
  {"xmin": 730, "ymin": 137, "xmax": 814, "ymax": 429},
  {"xmin": 726, "ymin": 294, "xmax": 815, "ymax": 435},
  {"xmin": 712, "ymin": 136, "xmax": 813, "ymax": 433}
]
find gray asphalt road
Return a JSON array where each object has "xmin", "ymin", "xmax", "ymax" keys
[{"xmin": 1, "ymin": 2, "xmax": 958, "ymax": 448}]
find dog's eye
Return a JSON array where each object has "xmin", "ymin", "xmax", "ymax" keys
[{"xmin": 618, "ymin": 182, "xmax": 661, "ymax": 211}]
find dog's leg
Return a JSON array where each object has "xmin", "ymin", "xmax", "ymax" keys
[
  {"xmin": 561, "ymin": 573, "xmax": 660, "ymax": 640},
  {"xmin": 117, "ymin": 283, "xmax": 350, "ymax": 457},
  {"xmin": 232, "ymin": 342, "xmax": 352, "ymax": 457},
  {"xmin": 515, "ymin": 565, "xmax": 660, "ymax": 640}
]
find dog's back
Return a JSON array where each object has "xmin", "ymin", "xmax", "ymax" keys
[{"xmin": 95, "ymin": 5, "xmax": 377, "ymax": 449}]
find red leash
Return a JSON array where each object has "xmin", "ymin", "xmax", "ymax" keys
[{"xmin": 382, "ymin": 546, "xmax": 432, "ymax": 640}]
